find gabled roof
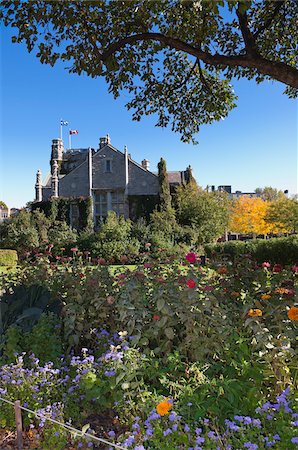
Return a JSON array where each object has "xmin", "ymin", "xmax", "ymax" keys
[
  {"xmin": 153, "ymin": 171, "xmax": 185, "ymax": 184},
  {"xmin": 95, "ymin": 143, "xmax": 158, "ymax": 179}
]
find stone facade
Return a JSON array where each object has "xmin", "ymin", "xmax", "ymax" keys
[{"xmin": 34, "ymin": 135, "xmax": 191, "ymax": 227}]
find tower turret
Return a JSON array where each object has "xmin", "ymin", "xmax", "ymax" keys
[{"xmin": 50, "ymin": 138, "xmax": 64, "ymax": 174}]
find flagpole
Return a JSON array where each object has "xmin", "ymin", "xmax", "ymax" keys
[
  {"xmin": 69, "ymin": 131, "xmax": 71, "ymax": 150},
  {"xmin": 60, "ymin": 119, "xmax": 62, "ymax": 140}
]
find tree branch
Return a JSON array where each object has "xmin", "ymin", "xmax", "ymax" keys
[
  {"xmin": 174, "ymin": 58, "xmax": 199, "ymax": 91},
  {"xmin": 236, "ymin": 4, "xmax": 258, "ymax": 56},
  {"xmin": 100, "ymin": 32, "xmax": 298, "ymax": 88}
]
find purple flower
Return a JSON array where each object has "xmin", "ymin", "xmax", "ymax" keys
[
  {"xmin": 244, "ymin": 443, "xmax": 258, "ymax": 450},
  {"xmin": 291, "ymin": 437, "xmax": 298, "ymax": 444},
  {"xmin": 108, "ymin": 431, "xmax": 115, "ymax": 438},
  {"xmin": 104, "ymin": 370, "xmax": 116, "ymax": 377},
  {"xmin": 163, "ymin": 428, "xmax": 172, "ymax": 436}
]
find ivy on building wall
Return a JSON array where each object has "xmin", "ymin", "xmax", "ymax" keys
[
  {"xmin": 128, "ymin": 195, "xmax": 159, "ymax": 221},
  {"xmin": 32, "ymin": 197, "xmax": 93, "ymax": 230}
]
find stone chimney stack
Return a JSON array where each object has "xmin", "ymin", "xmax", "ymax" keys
[
  {"xmin": 35, "ymin": 169, "xmax": 42, "ymax": 202},
  {"xmin": 99, "ymin": 134, "xmax": 111, "ymax": 149},
  {"xmin": 141, "ymin": 159, "xmax": 150, "ymax": 170},
  {"xmin": 51, "ymin": 160, "xmax": 59, "ymax": 198}
]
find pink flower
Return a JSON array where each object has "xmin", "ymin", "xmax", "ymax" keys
[
  {"xmin": 144, "ymin": 263, "xmax": 152, "ymax": 269},
  {"xmin": 70, "ymin": 247, "xmax": 78, "ymax": 252},
  {"xmin": 118, "ymin": 273, "xmax": 126, "ymax": 279},
  {"xmin": 186, "ymin": 252, "xmax": 197, "ymax": 264},
  {"xmin": 204, "ymin": 285, "xmax": 214, "ymax": 292},
  {"xmin": 153, "ymin": 315, "xmax": 161, "ymax": 321},
  {"xmin": 186, "ymin": 279, "xmax": 196, "ymax": 289},
  {"xmin": 262, "ymin": 262, "xmax": 271, "ymax": 268},
  {"xmin": 291, "ymin": 265, "xmax": 298, "ymax": 273}
]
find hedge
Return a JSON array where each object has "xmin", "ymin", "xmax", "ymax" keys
[
  {"xmin": 204, "ymin": 235, "xmax": 298, "ymax": 265},
  {"xmin": 0, "ymin": 249, "xmax": 18, "ymax": 267}
]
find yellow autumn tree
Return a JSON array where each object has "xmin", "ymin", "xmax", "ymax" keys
[{"xmin": 229, "ymin": 196, "xmax": 279, "ymax": 235}]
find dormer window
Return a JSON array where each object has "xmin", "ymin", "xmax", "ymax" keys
[{"xmin": 105, "ymin": 160, "xmax": 112, "ymax": 173}]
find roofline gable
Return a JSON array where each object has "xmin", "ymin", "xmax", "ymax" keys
[{"xmin": 95, "ymin": 144, "xmax": 158, "ymax": 179}]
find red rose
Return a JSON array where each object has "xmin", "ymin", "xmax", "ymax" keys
[
  {"xmin": 273, "ymin": 264, "xmax": 282, "ymax": 273},
  {"xmin": 153, "ymin": 315, "xmax": 161, "ymax": 321},
  {"xmin": 186, "ymin": 252, "xmax": 197, "ymax": 264},
  {"xmin": 186, "ymin": 279, "xmax": 196, "ymax": 289}
]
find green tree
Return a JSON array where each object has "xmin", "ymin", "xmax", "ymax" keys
[
  {"xmin": 1, "ymin": 1, "xmax": 297, "ymax": 142},
  {"xmin": 0, "ymin": 201, "xmax": 8, "ymax": 209},
  {"xmin": 91, "ymin": 211, "xmax": 140, "ymax": 260},
  {"xmin": 0, "ymin": 210, "xmax": 40, "ymax": 253},
  {"xmin": 175, "ymin": 184, "xmax": 230, "ymax": 244},
  {"xmin": 255, "ymin": 186, "xmax": 286, "ymax": 201},
  {"xmin": 157, "ymin": 158, "xmax": 172, "ymax": 211},
  {"xmin": 266, "ymin": 197, "xmax": 298, "ymax": 233}
]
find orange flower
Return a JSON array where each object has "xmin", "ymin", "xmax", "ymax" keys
[
  {"xmin": 275, "ymin": 287, "xmax": 287, "ymax": 294},
  {"xmin": 288, "ymin": 307, "xmax": 298, "ymax": 321},
  {"xmin": 218, "ymin": 267, "xmax": 228, "ymax": 274},
  {"xmin": 156, "ymin": 400, "xmax": 172, "ymax": 416},
  {"xmin": 261, "ymin": 294, "xmax": 271, "ymax": 300},
  {"xmin": 231, "ymin": 291, "xmax": 240, "ymax": 297},
  {"xmin": 248, "ymin": 309, "xmax": 262, "ymax": 317}
]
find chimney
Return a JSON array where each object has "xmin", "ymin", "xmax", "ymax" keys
[
  {"xmin": 51, "ymin": 160, "xmax": 59, "ymax": 198},
  {"xmin": 99, "ymin": 134, "xmax": 111, "ymax": 149},
  {"xmin": 35, "ymin": 169, "xmax": 42, "ymax": 202},
  {"xmin": 141, "ymin": 159, "xmax": 150, "ymax": 170}
]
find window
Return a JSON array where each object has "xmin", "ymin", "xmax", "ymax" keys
[
  {"xmin": 70, "ymin": 203, "xmax": 79, "ymax": 229},
  {"xmin": 105, "ymin": 160, "xmax": 112, "ymax": 173},
  {"xmin": 111, "ymin": 191, "xmax": 125, "ymax": 215},
  {"xmin": 94, "ymin": 192, "xmax": 108, "ymax": 219},
  {"xmin": 94, "ymin": 190, "xmax": 125, "ymax": 221}
]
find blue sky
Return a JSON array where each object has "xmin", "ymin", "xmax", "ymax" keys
[{"xmin": 0, "ymin": 26, "xmax": 297, "ymax": 208}]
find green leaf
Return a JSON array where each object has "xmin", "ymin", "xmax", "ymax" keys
[{"xmin": 157, "ymin": 298, "xmax": 165, "ymax": 311}]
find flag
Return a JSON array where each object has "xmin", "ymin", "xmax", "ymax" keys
[
  {"xmin": 70, "ymin": 130, "xmax": 78, "ymax": 135},
  {"xmin": 61, "ymin": 120, "xmax": 69, "ymax": 126}
]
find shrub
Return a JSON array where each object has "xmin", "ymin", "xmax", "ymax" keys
[
  {"xmin": 205, "ymin": 236, "xmax": 298, "ymax": 265},
  {"xmin": 0, "ymin": 249, "xmax": 18, "ymax": 267}
]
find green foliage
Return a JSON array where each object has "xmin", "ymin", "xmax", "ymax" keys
[
  {"xmin": 175, "ymin": 184, "xmax": 230, "ymax": 244},
  {"xmin": 128, "ymin": 195, "xmax": 159, "ymax": 221},
  {"xmin": 0, "ymin": 210, "xmax": 40, "ymax": 254},
  {"xmin": 0, "ymin": 249, "xmax": 18, "ymax": 267},
  {"xmin": 157, "ymin": 158, "xmax": 172, "ymax": 211},
  {"xmin": 255, "ymin": 186, "xmax": 287, "ymax": 201},
  {"xmin": 1, "ymin": 2, "xmax": 297, "ymax": 142},
  {"xmin": 32, "ymin": 197, "xmax": 93, "ymax": 229},
  {"xmin": 267, "ymin": 197, "xmax": 298, "ymax": 233},
  {"xmin": 205, "ymin": 235, "xmax": 298, "ymax": 265},
  {"xmin": 91, "ymin": 212, "xmax": 140, "ymax": 261},
  {"xmin": 48, "ymin": 220, "xmax": 77, "ymax": 250},
  {"xmin": 1, "ymin": 314, "xmax": 63, "ymax": 365},
  {"xmin": 0, "ymin": 200, "xmax": 8, "ymax": 209},
  {"xmin": 0, "ymin": 283, "xmax": 60, "ymax": 336}
]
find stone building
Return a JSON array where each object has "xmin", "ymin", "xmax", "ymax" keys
[{"xmin": 34, "ymin": 135, "xmax": 193, "ymax": 227}]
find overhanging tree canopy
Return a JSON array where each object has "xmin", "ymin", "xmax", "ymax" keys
[{"xmin": 1, "ymin": 0, "xmax": 297, "ymax": 142}]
